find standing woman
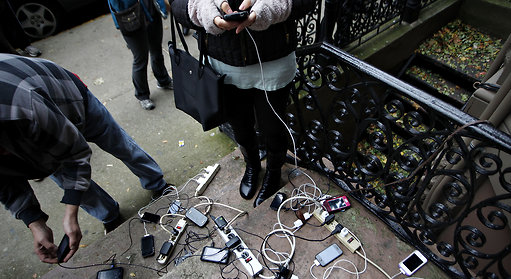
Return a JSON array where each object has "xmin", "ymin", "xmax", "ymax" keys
[
  {"xmin": 170, "ymin": 0, "xmax": 316, "ymax": 207},
  {"xmin": 108, "ymin": 0, "xmax": 173, "ymax": 110}
]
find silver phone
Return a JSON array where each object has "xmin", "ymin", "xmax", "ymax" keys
[{"xmin": 315, "ymin": 243, "xmax": 343, "ymax": 267}]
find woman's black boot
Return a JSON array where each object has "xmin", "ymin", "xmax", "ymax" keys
[
  {"xmin": 239, "ymin": 146, "xmax": 261, "ymax": 199},
  {"xmin": 253, "ymin": 152, "xmax": 285, "ymax": 207}
]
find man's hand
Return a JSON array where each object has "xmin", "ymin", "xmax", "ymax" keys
[
  {"xmin": 28, "ymin": 219, "xmax": 58, "ymax": 263},
  {"xmin": 61, "ymin": 204, "xmax": 82, "ymax": 262}
]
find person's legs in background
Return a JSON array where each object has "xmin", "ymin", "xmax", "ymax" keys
[
  {"xmin": 1, "ymin": 0, "xmax": 41, "ymax": 57},
  {"xmin": 122, "ymin": 29, "xmax": 155, "ymax": 110},
  {"xmin": 146, "ymin": 15, "xmax": 173, "ymax": 90}
]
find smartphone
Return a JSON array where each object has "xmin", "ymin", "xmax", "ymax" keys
[
  {"xmin": 141, "ymin": 212, "xmax": 160, "ymax": 223},
  {"xmin": 96, "ymin": 266, "xmax": 124, "ymax": 279},
  {"xmin": 185, "ymin": 207, "xmax": 208, "ymax": 227},
  {"xmin": 323, "ymin": 195, "xmax": 350, "ymax": 213},
  {"xmin": 315, "ymin": 243, "xmax": 343, "ymax": 267},
  {"xmin": 270, "ymin": 192, "xmax": 287, "ymax": 211},
  {"xmin": 200, "ymin": 246, "xmax": 230, "ymax": 264},
  {"xmin": 399, "ymin": 250, "xmax": 428, "ymax": 276},
  {"xmin": 57, "ymin": 234, "xmax": 70, "ymax": 263},
  {"xmin": 141, "ymin": 234, "xmax": 155, "ymax": 258},
  {"xmin": 223, "ymin": 11, "xmax": 249, "ymax": 22}
]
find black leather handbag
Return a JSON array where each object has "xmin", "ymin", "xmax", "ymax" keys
[{"xmin": 168, "ymin": 13, "xmax": 226, "ymax": 131}]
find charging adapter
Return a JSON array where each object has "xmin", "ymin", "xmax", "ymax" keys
[
  {"xmin": 293, "ymin": 219, "xmax": 304, "ymax": 228},
  {"xmin": 313, "ymin": 208, "xmax": 361, "ymax": 253},
  {"xmin": 323, "ymin": 213, "xmax": 335, "ymax": 225},
  {"xmin": 274, "ymin": 265, "xmax": 292, "ymax": 279},
  {"xmin": 225, "ymin": 235, "xmax": 241, "ymax": 249}
]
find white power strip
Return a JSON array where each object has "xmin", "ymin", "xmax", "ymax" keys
[
  {"xmin": 157, "ymin": 218, "xmax": 187, "ymax": 265},
  {"xmin": 195, "ymin": 164, "xmax": 220, "ymax": 196},
  {"xmin": 217, "ymin": 225, "xmax": 263, "ymax": 276}
]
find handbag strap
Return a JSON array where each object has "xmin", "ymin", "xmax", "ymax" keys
[
  {"xmin": 169, "ymin": 12, "xmax": 211, "ymax": 68},
  {"xmin": 170, "ymin": 12, "xmax": 189, "ymax": 54}
]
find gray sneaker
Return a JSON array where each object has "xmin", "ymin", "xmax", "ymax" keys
[
  {"xmin": 24, "ymin": 45, "xmax": 42, "ymax": 57},
  {"xmin": 139, "ymin": 99, "xmax": 155, "ymax": 110}
]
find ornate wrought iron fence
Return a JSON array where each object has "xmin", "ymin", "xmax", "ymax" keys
[
  {"xmin": 317, "ymin": 0, "xmax": 440, "ymax": 49},
  {"xmin": 288, "ymin": 42, "xmax": 511, "ymax": 278}
]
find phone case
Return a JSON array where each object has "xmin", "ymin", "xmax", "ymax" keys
[
  {"xmin": 96, "ymin": 267, "xmax": 124, "ymax": 279},
  {"xmin": 57, "ymin": 234, "xmax": 70, "ymax": 263},
  {"xmin": 185, "ymin": 207, "xmax": 208, "ymax": 227},
  {"xmin": 141, "ymin": 235, "xmax": 155, "ymax": 258},
  {"xmin": 141, "ymin": 212, "xmax": 161, "ymax": 223}
]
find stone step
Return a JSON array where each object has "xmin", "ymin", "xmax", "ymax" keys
[{"xmin": 43, "ymin": 149, "xmax": 445, "ymax": 279}]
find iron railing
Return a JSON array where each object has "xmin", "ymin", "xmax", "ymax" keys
[
  {"xmin": 288, "ymin": 42, "xmax": 511, "ymax": 278},
  {"xmin": 313, "ymin": 0, "xmax": 440, "ymax": 49}
]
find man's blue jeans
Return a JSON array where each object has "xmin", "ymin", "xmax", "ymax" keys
[{"xmin": 51, "ymin": 90, "xmax": 166, "ymax": 223}]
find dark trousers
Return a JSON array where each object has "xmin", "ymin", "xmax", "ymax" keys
[
  {"xmin": 224, "ymin": 83, "xmax": 290, "ymax": 159},
  {"xmin": 0, "ymin": 0, "xmax": 31, "ymax": 53},
  {"xmin": 122, "ymin": 15, "xmax": 172, "ymax": 100}
]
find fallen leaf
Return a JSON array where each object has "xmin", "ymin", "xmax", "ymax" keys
[{"xmin": 93, "ymin": 77, "xmax": 104, "ymax": 85}]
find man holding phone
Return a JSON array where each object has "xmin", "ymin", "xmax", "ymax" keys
[{"xmin": 0, "ymin": 54, "xmax": 171, "ymax": 263}]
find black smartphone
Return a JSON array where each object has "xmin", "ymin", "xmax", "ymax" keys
[
  {"xmin": 223, "ymin": 11, "xmax": 249, "ymax": 22},
  {"xmin": 141, "ymin": 212, "xmax": 160, "ymax": 223},
  {"xmin": 141, "ymin": 234, "xmax": 155, "ymax": 258},
  {"xmin": 270, "ymin": 192, "xmax": 287, "ymax": 211},
  {"xmin": 57, "ymin": 234, "xmax": 70, "ymax": 263},
  {"xmin": 96, "ymin": 267, "xmax": 124, "ymax": 279},
  {"xmin": 200, "ymin": 246, "xmax": 230, "ymax": 264}
]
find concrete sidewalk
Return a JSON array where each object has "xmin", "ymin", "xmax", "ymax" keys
[
  {"xmin": 0, "ymin": 13, "xmax": 448, "ymax": 279},
  {"xmin": 0, "ymin": 14, "xmax": 235, "ymax": 279}
]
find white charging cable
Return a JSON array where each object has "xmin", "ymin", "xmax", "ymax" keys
[{"xmin": 245, "ymin": 29, "xmax": 298, "ymax": 168}]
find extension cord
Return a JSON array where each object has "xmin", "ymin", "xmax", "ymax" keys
[
  {"xmin": 195, "ymin": 164, "xmax": 220, "ymax": 196},
  {"xmin": 157, "ymin": 218, "xmax": 187, "ymax": 264},
  {"xmin": 312, "ymin": 208, "xmax": 361, "ymax": 253},
  {"xmin": 217, "ymin": 225, "xmax": 263, "ymax": 276}
]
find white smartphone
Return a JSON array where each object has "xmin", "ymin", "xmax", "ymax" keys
[
  {"xmin": 315, "ymin": 243, "xmax": 343, "ymax": 267},
  {"xmin": 399, "ymin": 250, "xmax": 428, "ymax": 276}
]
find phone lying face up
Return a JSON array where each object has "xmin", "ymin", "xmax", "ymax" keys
[
  {"xmin": 200, "ymin": 246, "xmax": 230, "ymax": 264},
  {"xmin": 399, "ymin": 250, "xmax": 428, "ymax": 276}
]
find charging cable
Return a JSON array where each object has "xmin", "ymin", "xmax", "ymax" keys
[{"xmin": 245, "ymin": 29, "xmax": 298, "ymax": 168}]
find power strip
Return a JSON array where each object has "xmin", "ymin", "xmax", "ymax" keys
[
  {"xmin": 195, "ymin": 164, "xmax": 220, "ymax": 196},
  {"xmin": 217, "ymin": 225, "xmax": 263, "ymax": 276},
  {"xmin": 312, "ymin": 208, "xmax": 361, "ymax": 253},
  {"xmin": 157, "ymin": 218, "xmax": 187, "ymax": 264}
]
